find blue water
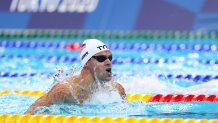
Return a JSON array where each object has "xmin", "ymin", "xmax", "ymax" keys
[
  {"xmin": 0, "ymin": 39, "xmax": 218, "ymax": 119},
  {"xmin": 0, "ymin": 94, "xmax": 218, "ymax": 119}
]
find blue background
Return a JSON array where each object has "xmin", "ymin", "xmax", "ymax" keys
[{"xmin": 0, "ymin": 0, "xmax": 218, "ymax": 31}]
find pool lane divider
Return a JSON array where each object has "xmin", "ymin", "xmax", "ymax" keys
[
  {"xmin": 1, "ymin": 41, "xmax": 218, "ymax": 52},
  {"xmin": 0, "ymin": 90, "xmax": 218, "ymax": 102},
  {"xmin": 1, "ymin": 54, "xmax": 218, "ymax": 65},
  {"xmin": 1, "ymin": 30, "xmax": 218, "ymax": 39},
  {"xmin": 1, "ymin": 71, "xmax": 217, "ymax": 82},
  {"xmin": 0, "ymin": 114, "xmax": 217, "ymax": 123}
]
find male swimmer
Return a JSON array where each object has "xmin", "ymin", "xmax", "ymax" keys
[{"xmin": 25, "ymin": 39, "xmax": 126, "ymax": 114}]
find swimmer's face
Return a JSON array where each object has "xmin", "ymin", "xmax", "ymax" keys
[{"xmin": 87, "ymin": 50, "xmax": 112, "ymax": 82}]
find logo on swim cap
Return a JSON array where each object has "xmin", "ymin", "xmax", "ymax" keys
[
  {"xmin": 81, "ymin": 51, "xmax": 88, "ymax": 60},
  {"xmin": 80, "ymin": 39, "xmax": 109, "ymax": 68},
  {"xmin": 97, "ymin": 45, "xmax": 107, "ymax": 50}
]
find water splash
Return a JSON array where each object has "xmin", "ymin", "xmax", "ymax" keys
[
  {"xmin": 52, "ymin": 67, "xmax": 66, "ymax": 84},
  {"xmin": 85, "ymin": 82, "xmax": 123, "ymax": 104},
  {"xmin": 48, "ymin": 65, "xmax": 78, "ymax": 90}
]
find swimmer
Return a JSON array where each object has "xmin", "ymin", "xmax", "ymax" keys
[{"xmin": 25, "ymin": 39, "xmax": 126, "ymax": 114}]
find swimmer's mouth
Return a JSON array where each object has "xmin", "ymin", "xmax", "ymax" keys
[{"xmin": 106, "ymin": 68, "xmax": 112, "ymax": 73}]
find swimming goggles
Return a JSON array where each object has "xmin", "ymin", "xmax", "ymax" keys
[{"xmin": 92, "ymin": 55, "xmax": 112, "ymax": 62}]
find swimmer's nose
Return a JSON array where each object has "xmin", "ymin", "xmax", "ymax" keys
[{"xmin": 105, "ymin": 58, "xmax": 112, "ymax": 66}]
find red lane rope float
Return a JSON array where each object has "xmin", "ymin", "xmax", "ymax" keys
[
  {"xmin": 1, "ymin": 90, "xmax": 218, "ymax": 102},
  {"xmin": 65, "ymin": 42, "xmax": 81, "ymax": 51},
  {"xmin": 149, "ymin": 94, "xmax": 218, "ymax": 102}
]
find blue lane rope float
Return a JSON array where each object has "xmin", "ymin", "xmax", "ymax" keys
[
  {"xmin": 0, "ymin": 55, "xmax": 78, "ymax": 63},
  {"xmin": 0, "ymin": 41, "xmax": 67, "ymax": 49},
  {"xmin": 0, "ymin": 72, "xmax": 49, "ymax": 78},
  {"xmin": 1, "ymin": 54, "xmax": 218, "ymax": 65},
  {"xmin": 1, "ymin": 41, "xmax": 218, "ymax": 52},
  {"xmin": 1, "ymin": 71, "xmax": 217, "ymax": 82}
]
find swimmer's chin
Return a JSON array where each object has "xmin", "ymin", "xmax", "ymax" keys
[
  {"xmin": 106, "ymin": 73, "xmax": 113, "ymax": 80},
  {"xmin": 103, "ymin": 77, "xmax": 112, "ymax": 82}
]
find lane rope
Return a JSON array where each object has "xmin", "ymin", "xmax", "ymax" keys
[
  {"xmin": 1, "ymin": 41, "xmax": 218, "ymax": 52},
  {"xmin": 1, "ymin": 54, "xmax": 218, "ymax": 65},
  {"xmin": 1, "ymin": 71, "xmax": 217, "ymax": 82},
  {"xmin": 0, "ymin": 29, "xmax": 218, "ymax": 39},
  {"xmin": 0, "ymin": 114, "xmax": 217, "ymax": 123},
  {"xmin": 0, "ymin": 90, "xmax": 218, "ymax": 102}
]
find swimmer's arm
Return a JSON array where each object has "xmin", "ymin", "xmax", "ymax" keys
[
  {"xmin": 115, "ymin": 82, "xmax": 126, "ymax": 100},
  {"xmin": 25, "ymin": 83, "xmax": 72, "ymax": 114}
]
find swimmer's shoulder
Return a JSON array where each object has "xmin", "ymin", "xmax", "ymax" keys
[
  {"xmin": 115, "ymin": 82, "xmax": 125, "ymax": 91},
  {"xmin": 113, "ymin": 82, "xmax": 126, "ymax": 99},
  {"xmin": 64, "ymin": 75, "xmax": 80, "ymax": 84},
  {"xmin": 48, "ymin": 82, "xmax": 72, "ymax": 98}
]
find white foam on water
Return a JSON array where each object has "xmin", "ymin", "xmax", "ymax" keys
[
  {"xmin": 121, "ymin": 76, "xmax": 182, "ymax": 94},
  {"xmin": 120, "ymin": 75, "xmax": 218, "ymax": 94},
  {"xmin": 180, "ymin": 80, "xmax": 218, "ymax": 94},
  {"xmin": 83, "ymin": 78, "xmax": 124, "ymax": 104}
]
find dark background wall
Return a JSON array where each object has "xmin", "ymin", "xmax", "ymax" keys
[{"xmin": 0, "ymin": 0, "xmax": 218, "ymax": 31}]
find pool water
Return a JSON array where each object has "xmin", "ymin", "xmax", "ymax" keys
[
  {"xmin": 0, "ymin": 38, "xmax": 218, "ymax": 119},
  {"xmin": 0, "ymin": 94, "xmax": 218, "ymax": 119}
]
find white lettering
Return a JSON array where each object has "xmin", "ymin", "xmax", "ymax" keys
[
  {"xmin": 39, "ymin": 0, "xmax": 47, "ymax": 12},
  {"xmin": 58, "ymin": 0, "xmax": 71, "ymax": 13},
  {"xmin": 9, "ymin": 0, "xmax": 99, "ymax": 13},
  {"xmin": 30, "ymin": 0, "xmax": 38, "ymax": 12},
  {"xmin": 77, "ymin": 0, "xmax": 87, "ymax": 13},
  {"xmin": 68, "ymin": 0, "xmax": 77, "ymax": 13},
  {"xmin": 46, "ymin": 0, "xmax": 60, "ymax": 13},
  {"xmin": 10, "ymin": 0, "xmax": 39, "ymax": 12},
  {"xmin": 18, "ymin": 0, "xmax": 30, "ymax": 12},
  {"xmin": 10, "ymin": 0, "xmax": 19, "ymax": 11},
  {"xmin": 87, "ymin": 0, "xmax": 98, "ymax": 12}
]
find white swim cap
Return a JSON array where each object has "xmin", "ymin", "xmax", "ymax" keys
[{"xmin": 80, "ymin": 39, "xmax": 109, "ymax": 68}]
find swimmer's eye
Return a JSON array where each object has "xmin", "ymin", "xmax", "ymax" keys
[{"xmin": 92, "ymin": 55, "xmax": 112, "ymax": 62}]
